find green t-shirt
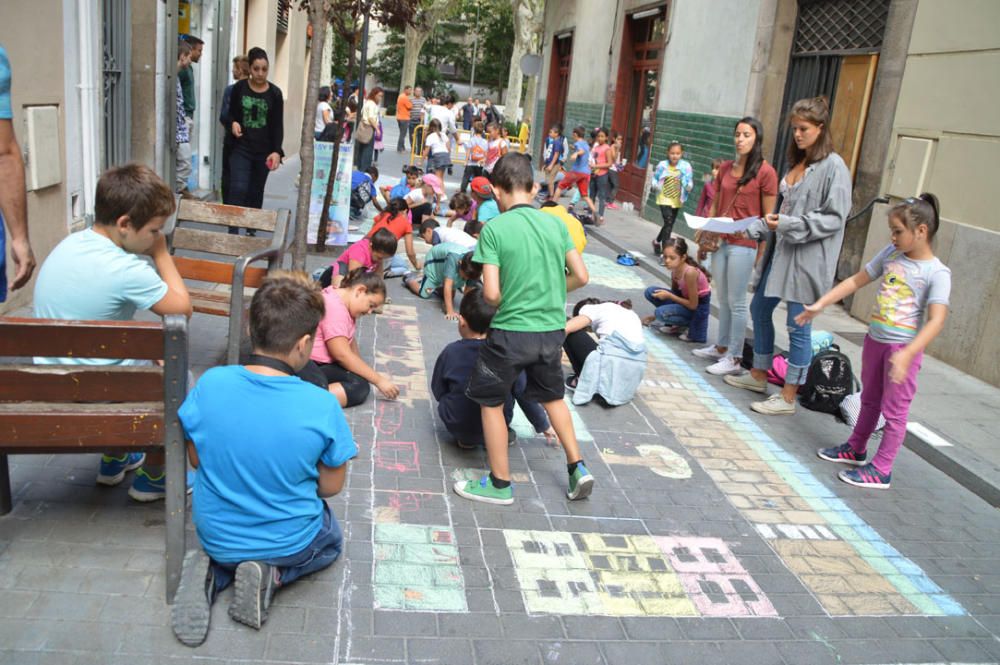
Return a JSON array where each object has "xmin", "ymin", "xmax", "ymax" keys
[
  {"xmin": 472, "ymin": 205, "xmax": 574, "ymax": 332},
  {"xmin": 423, "ymin": 242, "xmax": 469, "ymax": 292},
  {"xmin": 178, "ymin": 66, "xmax": 196, "ymax": 116}
]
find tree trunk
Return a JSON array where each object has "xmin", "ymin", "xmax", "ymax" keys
[
  {"xmin": 502, "ymin": 0, "xmax": 542, "ymax": 119},
  {"xmin": 291, "ymin": 2, "xmax": 331, "ymax": 270},
  {"xmin": 399, "ymin": 0, "xmax": 456, "ymax": 90},
  {"xmin": 520, "ymin": 27, "xmax": 542, "ymax": 152}
]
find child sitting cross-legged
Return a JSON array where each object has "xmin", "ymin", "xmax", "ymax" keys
[
  {"xmin": 432, "ymin": 288, "xmax": 556, "ymax": 449},
  {"xmin": 403, "ymin": 244, "xmax": 482, "ymax": 321},
  {"xmin": 312, "ymin": 269, "xmax": 400, "ymax": 407},
  {"xmin": 171, "ymin": 271, "xmax": 357, "ymax": 646}
]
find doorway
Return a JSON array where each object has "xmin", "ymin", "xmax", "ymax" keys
[
  {"xmin": 543, "ymin": 32, "xmax": 573, "ymax": 158},
  {"xmin": 611, "ymin": 6, "xmax": 667, "ymax": 207}
]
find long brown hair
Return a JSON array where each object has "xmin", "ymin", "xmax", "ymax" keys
[
  {"xmin": 786, "ymin": 96, "xmax": 835, "ymax": 167},
  {"xmin": 663, "ymin": 237, "xmax": 711, "ymax": 281}
]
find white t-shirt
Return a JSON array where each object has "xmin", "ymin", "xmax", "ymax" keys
[
  {"xmin": 579, "ymin": 302, "xmax": 644, "ymax": 346},
  {"xmin": 314, "ymin": 101, "xmax": 333, "ymax": 133},
  {"xmin": 404, "ymin": 188, "xmax": 426, "ymax": 206},
  {"xmin": 425, "ymin": 131, "xmax": 450, "ymax": 155},
  {"xmin": 435, "ymin": 226, "xmax": 476, "ymax": 249}
]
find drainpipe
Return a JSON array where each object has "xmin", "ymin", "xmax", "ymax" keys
[
  {"xmin": 78, "ymin": 0, "xmax": 101, "ymax": 220},
  {"xmin": 599, "ymin": 0, "xmax": 622, "ymax": 129}
]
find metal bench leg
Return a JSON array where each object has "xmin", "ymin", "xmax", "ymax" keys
[
  {"xmin": 163, "ymin": 315, "xmax": 190, "ymax": 603},
  {"xmin": 0, "ymin": 454, "xmax": 11, "ymax": 515}
]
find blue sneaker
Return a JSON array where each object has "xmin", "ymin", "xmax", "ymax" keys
[
  {"xmin": 567, "ymin": 463, "xmax": 594, "ymax": 501},
  {"xmin": 128, "ymin": 469, "xmax": 196, "ymax": 502},
  {"xmin": 838, "ymin": 464, "xmax": 891, "ymax": 490},
  {"xmin": 96, "ymin": 453, "xmax": 146, "ymax": 486},
  {"xmin": 817, "ymin": 443, "xmax": 866, "ymax": 466}
]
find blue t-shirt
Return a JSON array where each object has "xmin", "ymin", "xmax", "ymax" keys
[
  {"xmin": 389, "ymin": 179, "xmax": 411, "ymax": 201},
  {"xmin": 477, "ymin": 198, "xmax": 500, "ymax": 223},
  {"xmin": 0, "ymin": 45, "xmax": 11, "ymax": 302},
  {"xmin": 568, "ymin": 139, "xmax": 591, "ymax": 174},
  {"xmin": 543, "ymin": 136, "xmax": 565, "ymax": 164},
  {"xmin": 33, "ymin": 229, "xmax": 168, "ymax": 364},
  {"xmin": 351, "ymin": 170, "xmax": 377, "ymax": 198},
  {"xmin": 179, "ymin": 366, "xmax": 357, "ymax": 562}
]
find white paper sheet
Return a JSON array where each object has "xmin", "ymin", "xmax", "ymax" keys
[{"xmin": 683, "ymin": 213, "xmax": 760, "ymax": 234}]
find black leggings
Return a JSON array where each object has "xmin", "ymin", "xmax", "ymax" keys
[
  {"xmin": 315, "ymin": 361, "xmax": 371, "ymax": 407},
  {"xmin": 563, "ymin": 330, "xmax": 599, "ymax": 377},
  {"xmin": 461, "ymin": 164, "xmax": 484, "ymax": 193},
  {"xmin": 657, "ymin": 205, "xmax": 679, "ymax": 246}
]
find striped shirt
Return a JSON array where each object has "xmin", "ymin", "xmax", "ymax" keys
[{"xmin": 410, "ymin": 96, "xmax": 426, "ymax": 125}]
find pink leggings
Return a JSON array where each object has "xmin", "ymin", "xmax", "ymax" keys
[{"xmin": 847, "ymin": 335, "xmax": 922, "ymax": 475}]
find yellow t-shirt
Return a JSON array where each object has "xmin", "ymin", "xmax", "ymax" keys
[
  {"xmin": 656, "ymin": 164, "xmax": 682, "ymax": 207},
  {"xmin": 540, "ymin": 205, "xmax": 587, "ymax": 254}
]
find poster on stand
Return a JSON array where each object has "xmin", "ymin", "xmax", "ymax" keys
[{"xmin": 307, "ymin": 141, "xmax": 353, "ymax": 246}]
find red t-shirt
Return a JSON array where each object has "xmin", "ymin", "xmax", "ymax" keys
[
  {"xmin": 368, "ymin": 212, "xmax": 412, "ymax": 240},
  {"xmin": 714, "ymin": 160, "xmax": 778, "ymax": 249}
]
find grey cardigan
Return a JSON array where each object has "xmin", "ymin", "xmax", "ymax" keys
[{"xmin": 747, "ymin": 152, "xmax": 852, "ymax": 304}]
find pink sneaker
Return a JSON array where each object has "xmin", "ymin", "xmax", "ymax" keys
[{"xmin": 607, "ymin": 202, "xmax": 619, "ymax": 210}]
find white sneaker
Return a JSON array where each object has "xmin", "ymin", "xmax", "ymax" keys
[
  {"xmin": 692, "ymin": 345, "xmax": 723, "ymax": 360},
  {"xmin": 751, "ymin": 393, "xmax": 796, "ymax": 416},
  {"xmin": 706, "ymin": 356, "xmax": 742, "ymax": 376},
  {"xmin": 723, "ymin": 372, "xmax": 768, "ymax": 394}
]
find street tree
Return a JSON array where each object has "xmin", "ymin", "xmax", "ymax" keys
[
  {"xmin": 501, "ymin": 0, "xmax": 543, "ymax": 121},
  {"xmin": 290, "ymin": 0, "xmax": 418, "ymax": 268},
  {"xmin": 400, "ymin": 0, "xmax": 459, "ymax": 90}
]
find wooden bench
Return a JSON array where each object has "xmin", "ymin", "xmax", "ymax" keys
[
  {"xmin": 164, "ymin": 198, "xmax": 289, "ymax": 364},
  {"xmin": 0, "ymin": 316, "xmax": 189, "ymax": 602}
]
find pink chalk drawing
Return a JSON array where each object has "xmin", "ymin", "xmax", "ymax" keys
[
  {"xmin": 374, "ymin": 440, "xmax": 420, "ymax": 473},
  {"xmin": 375, "ymin": 401, "xmax": 404, "ymax": 437},
  {"xmin": 654, "ymin": 536, "xmax": 777, "ymax": 617},
  {"xmin": 386, "ymin": 491, "xmax": 423, "ymax": 513}
]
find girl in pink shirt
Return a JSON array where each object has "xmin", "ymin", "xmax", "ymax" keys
[
  {"xmin": 324, "ymin": 228, "xmax": 397, "ymax": 288},
  {"xmin": 590, "ymin": 128, "xmax": 614, "ymax": 225},
  {"xmin": 311, "ymin": 270, "xmax": 400, "ymax": 407},
  {"xmin": 642, "ymin": 237, "xmax": 712, "ymax": 343}
]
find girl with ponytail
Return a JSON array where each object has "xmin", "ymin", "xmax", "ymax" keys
[{"xmin": 642, "ymin": 237, "xmax": 712, "ymax": 343}]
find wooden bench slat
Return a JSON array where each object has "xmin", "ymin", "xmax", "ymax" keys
[
  {"xmin": 172, "ymin": 256, "xmax": 268, "ymax": 288},
  {"xmin": 172, "ymin": 227, "xmax": 270, "ymax": 257},
  {"xmin": 0, "ymin": 365, "xmax": 163, "ymax": 402},
  {"xmin": 0, "ymin": 318, "xmax": 164, "ymax": 359},
  {"xmin": 0, "ymin": 402, "xmax": 164, "ymax": 451},
  {"xmin": 177, "ymin": 200, "xmax": 280, "ymax": 232}
]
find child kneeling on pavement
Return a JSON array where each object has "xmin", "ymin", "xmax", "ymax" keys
[{"xmin": 172, "ymin": 272, "xmax": 357, "ymax": 646}]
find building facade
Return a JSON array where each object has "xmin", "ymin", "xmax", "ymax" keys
[{"xmin": 535, "ymin": 0, "xmax": 1000, "ymax": 385}]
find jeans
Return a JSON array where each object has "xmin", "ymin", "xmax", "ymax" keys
[
  {"xmin": 644, "ymin": 286, "xmax": 711, "ymax": 343},
  {"xmin": 396, "ymin": 119, "xmax": 410, "ymax": 151},
  {"xmin": 228, "ymin": 149, "xmax": 269, "ymax": 209},
  {"xmin": 657, "ymin": 205, "xmax": 679, "ymax": 246},
  {"xmin": 848, "ymin": 335, "xmax": 923, "ymax": 475},
  {"xmin": 593, "ymin": 173, "xmax": 611, "ymax": 218},
  {"xmin": 210, "ymin": 502, "xmax": 343, "ymax": 593},
  {"xmin": 608, "ymin": 170, "xmax": 620, "ymax": 202},
  {"xmin": 712, "ymin": 242, "xmax": 757, "ymax": 353},
  {"xmin": 176, "ymin": 141, "xmax": 192, "ymax": 192},
  {"xmin": 354, "ymin": 139, "xmax": 375, "ymax": 172},
  {"xmin": 750, "ymin": 261, "xmax": 812, "ymax": 384}
]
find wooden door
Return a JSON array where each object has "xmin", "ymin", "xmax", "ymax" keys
[
  {"xmin": 543, "ymin": 33, "xmax": 573, "ymax": 157},
  {"xmin": 828, "ymin": 54, "xmax": 878, "ymax": 178}
]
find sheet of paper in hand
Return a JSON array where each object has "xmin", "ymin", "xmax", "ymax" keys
[{"xmin": 684, "ymin": 213, "xmax": 759, "ymax": 234}]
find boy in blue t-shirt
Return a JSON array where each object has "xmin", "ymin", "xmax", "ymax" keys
[
  {"xmin": 349, "ymin": 166, "xmax": 383, "ymax": 219},
  {"xmin": 172, "ymin": 272, "xmax": 357, "ymax": 646},
  {"xmin": 553, "ymin": 125, "xmax": 596, "ymax": 218},
  {"xmin": 33, "ymin": 164, "xmax": 192, "ymax": 501}
]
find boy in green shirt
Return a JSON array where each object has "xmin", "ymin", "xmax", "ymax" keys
[
  {"xmin": 403, "ymin": 243, "xmax": 482, "ymax": 320},
  {"xmin": 455, "ymin": 153, "xmax": 593, "ymax": 505}
]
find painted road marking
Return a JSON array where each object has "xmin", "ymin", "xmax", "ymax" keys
[{"xmin": 907, "ymin": 421, "xmax": 954, "ymax": 447}]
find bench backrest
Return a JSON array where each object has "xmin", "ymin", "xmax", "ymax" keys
[{"xmin": 0, "ymin": 317, "xmax": 188, "ymax": 454}]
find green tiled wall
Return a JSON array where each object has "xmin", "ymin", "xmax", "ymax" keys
[
  {"xmin": 563, "ymin": 101, "xmax": 613, "ymax": 137},
  {"xmin": 531, "ymin": 97, "xmax": 546, "ymax": 159},
  {"xmin": 642, "ymin": 110, "xmax": 737, "ymax": 239}
]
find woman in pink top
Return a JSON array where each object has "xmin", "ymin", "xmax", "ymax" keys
[
  {"xmin": 641, "ymin": 237, "xmax": 712, "ymax": 343},
  {"xmin": 590, "ymin": 128, "xmax": 614, "ymax": 225},
  {"xmin": 310, "ymin": 269, "xmax": 400, "ymax": 407}
]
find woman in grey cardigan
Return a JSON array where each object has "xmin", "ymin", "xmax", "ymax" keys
[{"xmin": 724, "ymin": 97, "xmax": 852, "ymax": 415}]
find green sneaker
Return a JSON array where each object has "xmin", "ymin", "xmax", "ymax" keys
[
  {"xmin": 453, "ymin": 475, "xmax": 513, "ymax": 505},
  {"xmin": 567, "ymin": 464, "xmax": 594, "ymax": 501}
]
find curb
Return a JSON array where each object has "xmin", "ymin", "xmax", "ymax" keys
[{"xmin": 586, "ymin": 223, "xmax": 1000, "ymax": 508}]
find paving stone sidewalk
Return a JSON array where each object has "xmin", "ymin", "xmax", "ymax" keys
[{"xmin": 2, "ymin": 127, "xmax": 1000, "ymax": 664}]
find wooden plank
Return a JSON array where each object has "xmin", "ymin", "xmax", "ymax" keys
[
  {"xmin": 0, "ymin": 365, "xmax": 163, "ymax": 402},
  {"xmin": 0, "ymin": 318, "xmax": 164, "ymax": 360},
  {"xmin": 829, "ymin": 54, "xmax": 878, "ymax": 179},
  {"xmin": 0, "ymin": 402, "xmax": 164, "ymax": 451},
  {"xmin": 171, "ymin": 227, "xmax": 270, "ymax": 257},
  {"xmin": 172, "ymin": 256, "xmax": 268, "ymax": 287},
  {"xmin": 177, "ymin": 199, "xmax": 279, "ymax": 232},
  {"xmin": 191, "ymin": 300, "xmax": 231, "ymax": 316}
]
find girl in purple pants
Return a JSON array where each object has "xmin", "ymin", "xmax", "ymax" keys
[{"xmin": 795, "ymin": 193, "xmax": 951, "ymax": 489}]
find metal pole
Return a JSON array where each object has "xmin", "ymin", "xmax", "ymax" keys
[
  {"xmin": 469, "ymin": 1, "xmax": 480, "ymax": 92},
  {"xmin": 355, "ymin": 1, "xmax": 371, "ymax": 135}
]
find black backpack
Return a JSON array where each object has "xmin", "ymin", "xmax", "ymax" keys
[{"xmin": 799, "ymin": 345, "xmax": 856, "ymax": 414}]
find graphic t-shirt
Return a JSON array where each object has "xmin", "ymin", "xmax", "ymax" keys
[
  {"xmin": 484, "ymin": 138, "xmax": 508, "ymax": 173},
  {"xmin": 230, "ymin": 79, "xmax": 284, "ymax": 158},
  {"xmin": 311, "ymin": 286, "xmax": 357, "ymax": 363},
  {"xmin": 568, "ymin": 139, "xmax": 591, "ymax": 174},
  {"xmin": 543, "ymin": 135, "xmax": 565, "ymax": 165},
  {"xmin": 179, "ymin": 365, "xmax": 356, "ymax": 562},
  {"xmin": 865, "ymin": 243, "xmax": 951, "ymax": 344},
  {"xmin": 466, "ymin": 135, "xmax": 488, "ymax": 164},
  {"xmin": 656, "ymin": 163, "xmax": 682, "ymax": 207},
  {"xmin": 473, "ymin": 205, "xmax": 574, "ymax": 332}
]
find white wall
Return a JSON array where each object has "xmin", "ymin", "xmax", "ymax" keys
[{"xmin": 657, "ymin": 0, "xmax": 761, "ymax": 116}]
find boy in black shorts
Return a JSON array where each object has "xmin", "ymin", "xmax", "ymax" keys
[{"xmin": 455, "ymin": 153, "xmax": 593, "ymax": 505}]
